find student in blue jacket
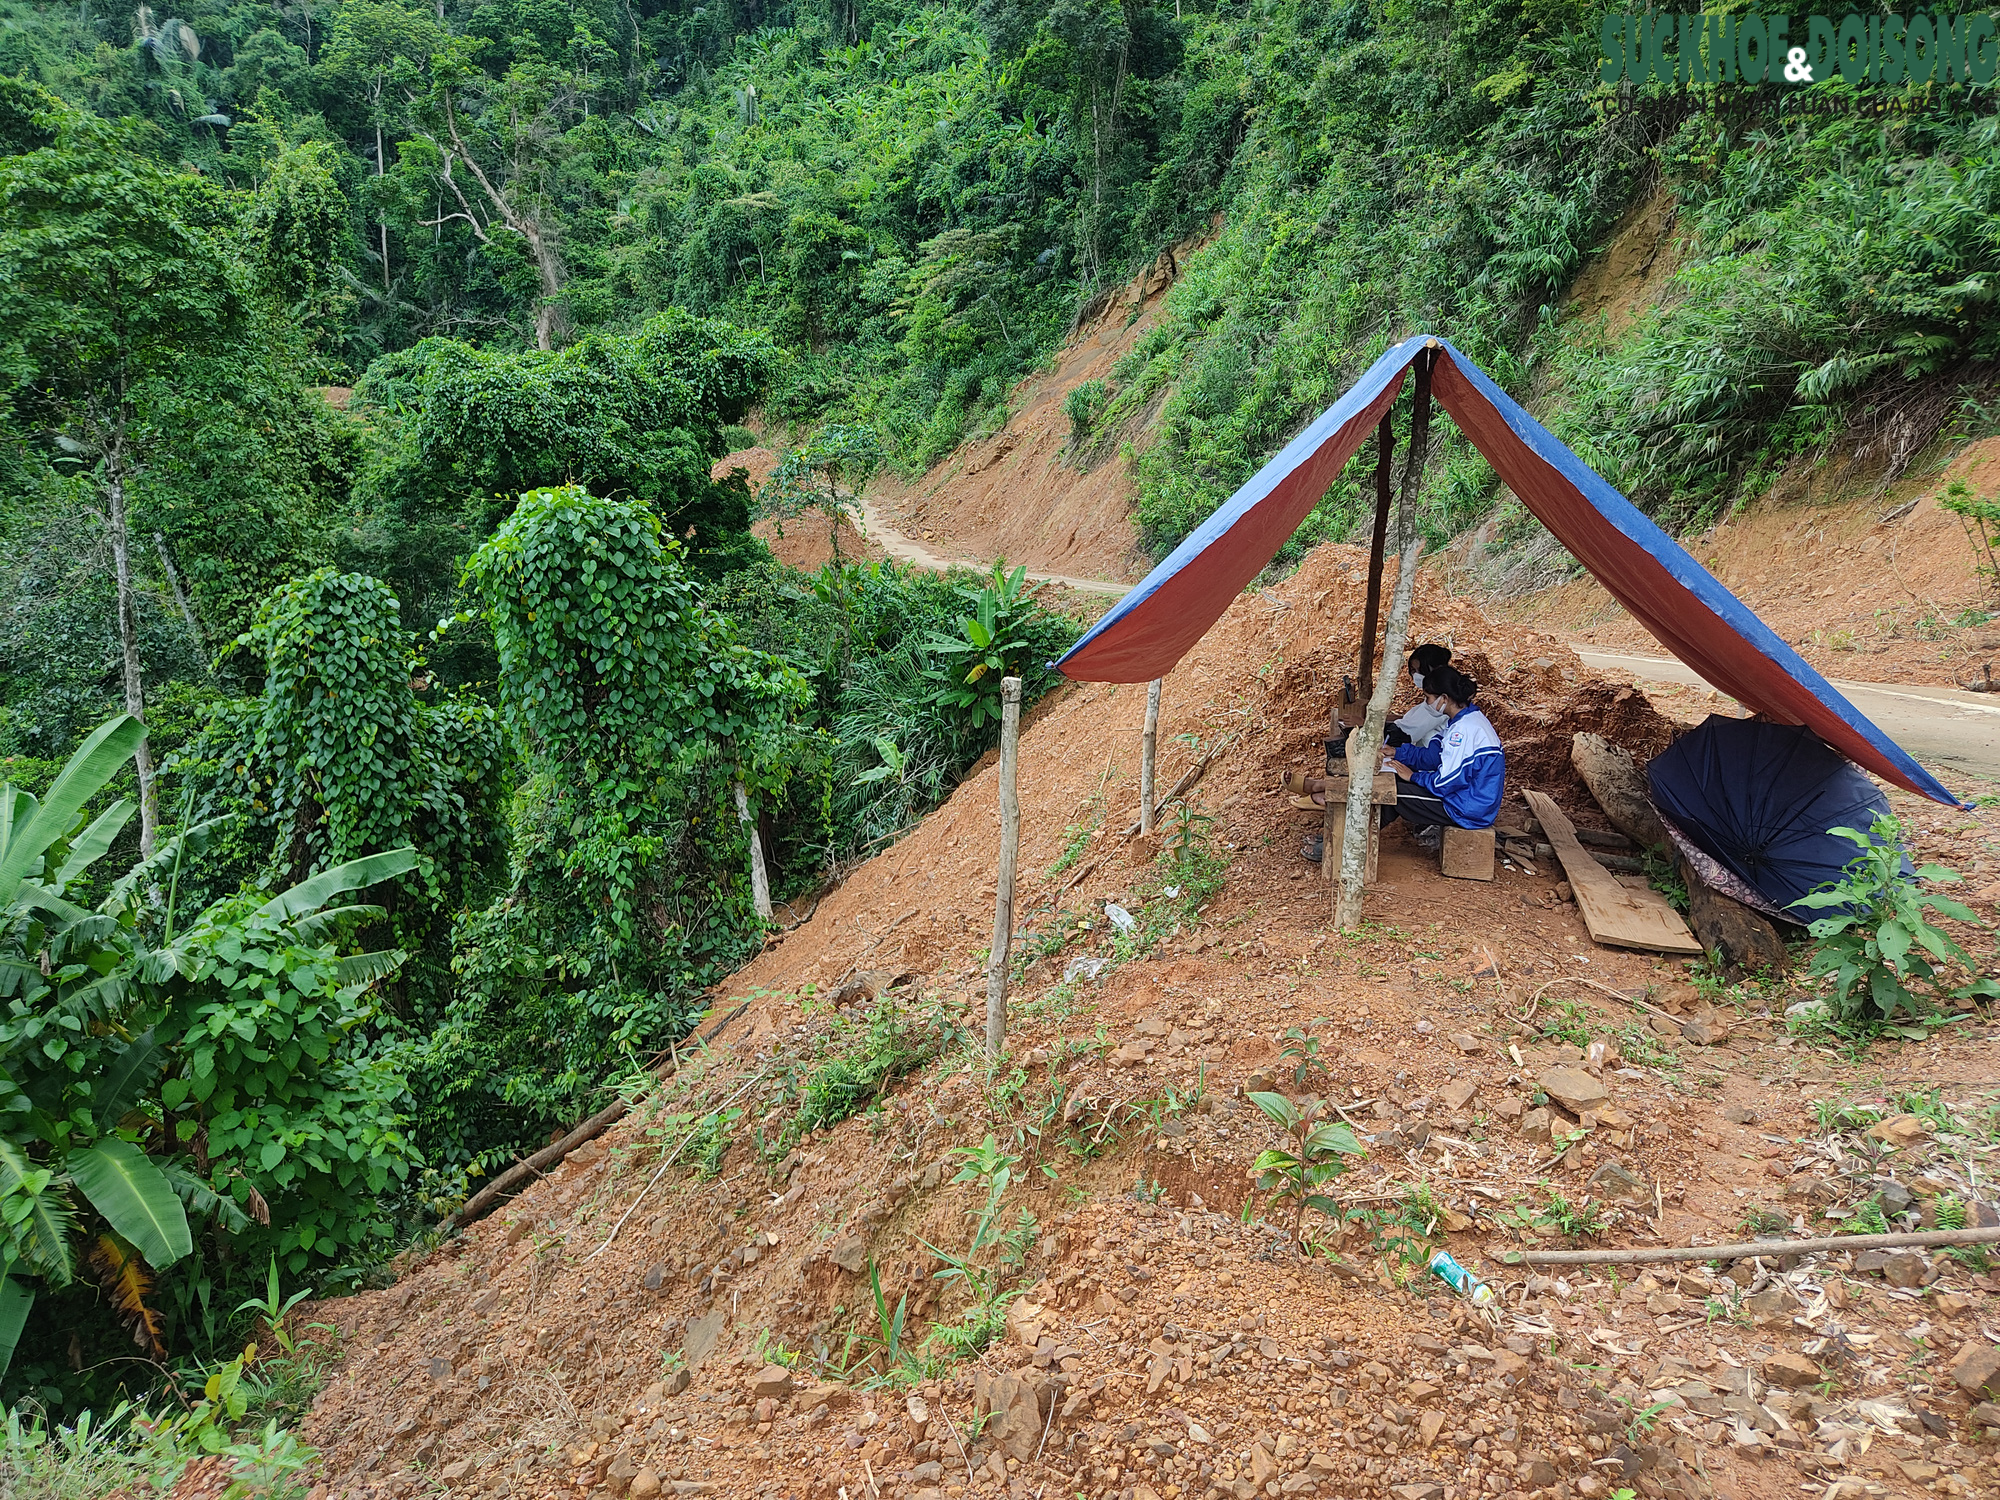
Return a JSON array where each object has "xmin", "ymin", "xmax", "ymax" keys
[{"xmin": 1380, "ymin": 664, "xmax": 1504, "ymax": 848}]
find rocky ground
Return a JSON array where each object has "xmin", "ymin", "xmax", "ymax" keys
[{"xmin": 294, "ymin": 547, "xmax": 2000, "ymax": 1500}]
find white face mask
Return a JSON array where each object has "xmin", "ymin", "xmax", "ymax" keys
[{"xmin": 1410, "ymin": 672, "xmax": 1425, "ymax": 693}]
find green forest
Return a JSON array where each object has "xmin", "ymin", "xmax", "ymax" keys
[{"xmin": 3, "ymin": 0, "xmax": 1998, "ymax": 1455}]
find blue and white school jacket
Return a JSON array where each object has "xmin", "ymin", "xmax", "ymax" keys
[{"xmin": 1393, "ymin": 705, "xmax": 1505, "ymax": 829}]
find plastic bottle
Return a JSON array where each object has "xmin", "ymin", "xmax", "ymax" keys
[{"xmin": 1428, "ymin": 1249, "xmax": 1497, "ymax": 1306}]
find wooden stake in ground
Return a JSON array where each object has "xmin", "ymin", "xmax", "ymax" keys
[
  {"xmin": 1337, "ymin": 346, "xmax": 1436, "ymax": 929},
  {"xmin": 985, "ymin": 677, "xmax": 1023, "ymax": 1060},
  {"xmin": 734, "ymin": 782, "xmax": 772, "ymax": 920},
  {"xmin": 1140, "ymin": 678, "xmax": 1162, "ymax": 836}
]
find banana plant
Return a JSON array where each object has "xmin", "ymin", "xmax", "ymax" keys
[{"xmin": 0, "ymin": 715, "xmax": 418, "ymax": 1379}]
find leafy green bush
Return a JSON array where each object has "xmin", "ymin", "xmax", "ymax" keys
[
  {"xmin": 1063, "ymin": 379, "xmax": 1109, "ymax": 450},
  {"xmin": 923, "ymin": 564, "xmax": 1075, "ymax": 731},
  {"xmin": 0, "ymin": 716, "xmax": 420, "ymax": 1406},
  {"xmin": 434, "ymin": 487, "xmax": 811, "ymax": 1165},
  {"xmin": 1791, "ymin": 813, "xmax": 2000, "ymax": 1032}
]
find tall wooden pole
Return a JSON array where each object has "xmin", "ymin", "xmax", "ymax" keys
[
  {"xmin": 1357, "ymin": 413, "xmax": 1396, "ymax": 700},
  {"xmin": 1337, "ymin": 345, "xmax": 1437, "ymax": 929},
  {"xmin": 985, "ymin": 677, "xmax": 1023, "ymax": 1060},
  {"xmin": 1139, "ymin": 678, "xmax": 1162, "ymax": 836},
  {"xmin": 735, "ymin": 782, "xmax": 772, "ymax": 920}
]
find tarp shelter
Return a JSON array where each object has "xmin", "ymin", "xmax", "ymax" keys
[{"xmin": 1054, "ymin": 334, "xmax": 1963, "ymax": 809}]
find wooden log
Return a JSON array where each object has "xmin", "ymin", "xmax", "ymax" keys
[
  {"xmin": 1508, "ymin": 1226, "xmax": 2000, "ymax": 1267},
  {"xmin": 1682, "ymin": 855, "xmax": 1790, "ymax": 981},
  {"xmin": 1570, "ymin": 732, "xmax": 1668, "ymax": 848},
  {"xmin": 1140, "ymin": 678, "xmax": 1161, "ymax": 837},
  {"xmin": 985, "ymin": 677, "xmax": 1023, "ymax": 1060}
]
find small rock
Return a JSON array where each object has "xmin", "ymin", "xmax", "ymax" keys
[
  {"xmin": 1490, "ymin": 1097, "xmax": 1524, "ymax": 1120},
  {"xmin": 1584, "ymin": 1160, "xmax": 1651, "ymax": 1207},
  {"xmin": 427, "ymin": 1357, "xmax": 453, "ymax": 1381},
  {"xmin": 1245, "ymin": 1068, "xmax": 1278, "ymax": 1095},
  {"xmin": 439, "ymin": 1457, "xmax": 475, "ymax": 1484},
  {"xmin": 1853, "ymin": 1249, "xmax": 1893, "ymax": 1276},
  {"xmin": 1250, "ymin": 1444, "xmax": 1277, "ymax": 1487},
  {"xmin": 663, "ymin": 1366, "xmax": 690, "ymax": 1396},
  {"xmin": 642, "ymin": 1264, "xmax": 668, "ymax": 1292},
  {"xmin": 1679, "ymin": 1019, "xmax": 1717, "ymax": 1046},
  {"xmin": 1446, "ymin": 1032, "xmax": 1483, "ymax": 1055},
  {"xmin": 1866, "ymin": 1113, "xmax": 1929, "ymax": 1149},
  {"xmin": 1874, "ymin": 1179, "xmax": 1914, "ymax": 1214},
  {"xmin": 1538, "ymin": 1065, "xmax": 1608, "ymax": 1114},
  {"xmin": 1518, "ymin": 1107, "xmax": 1555, "ymax": 1145},
  {"xmin": 630, "ymin": 1470, "xmax": 662, "ymax": 1500},
  {"xmin": 829, "ymin": 1235, "xmax": 868, "ymax": 1275},
  {"xmin": 604, "ymin": 1454, "xmax": 640, "ymax": 1496},
  {"xmin": 1391, "ymin": 1486, "xmax": 1444, "ymax": 1500},
  {"xmin": 1721, "ymin": 1105, "xmax": 1758, "ymax": 1125},
  {"xmin": 1970, "ymin": 1198, "xmax": 2000, "ymax": 1228},
  {"xmin": 1881, "ymin": 1253, "xmax": 1926, "ymax": 1289},
  {"xmin": 1112, "ymin": 1040, "xmax": 1154, "ymax": 1067},
  {"xmin": 1762, "ymin": 1351, "xmax": 1820, "ymax": 1389},
  {"xmin": 748, "ymin": 1364, "xmax": 795, "ymax": 1400},
  {"xmin": 1440, "ymin": 1079, "xmax": 1477, "ymax": 1113},
  {"xmin": 1968, "ymin": 1400, "xmax": 2000, "ymax": 1428},
  {"xmin": 1951, "ymin": 1341, "xmax": 2000, "ymax": 1399}
]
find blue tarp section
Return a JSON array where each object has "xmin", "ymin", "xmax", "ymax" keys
[{"xmin": 1055, "ymin": 335, "xmax": 1962, "ymax": 808}]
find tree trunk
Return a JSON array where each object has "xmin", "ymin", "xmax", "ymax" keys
[
  {"xmin": 107, "ymin": 470, "xmax": 158, "ymax": 859},
  {"xmin": 1336, "ymin": 349, "xmax": 1436, "ymax": 928},
  {"xmin": 374, "ymin": 109, "xmax": 391, "ymax": 292},
  {"xmin": 154, "ymin": 532, "xmax": 200, "ymax": 645}
]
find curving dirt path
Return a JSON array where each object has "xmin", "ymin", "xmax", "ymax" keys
[{"xmin": 856, "ymin": 488, "xmax": 1131, "ymax": 596}]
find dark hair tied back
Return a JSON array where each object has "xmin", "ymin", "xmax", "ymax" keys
[
  {"xmin": 1408, "ymin": 643, "xmax": 1452, "ymax": 675},
  {"xmin": 1426, "ymin": 664, "xmax": 1478, "ymax": 704}
]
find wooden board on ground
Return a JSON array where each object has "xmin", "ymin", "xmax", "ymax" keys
[{"xmin": 1522, "ymin": 790, "xmax": 1701, "ymax": 955}]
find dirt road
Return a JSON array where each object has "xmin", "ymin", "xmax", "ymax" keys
[
  {"xmin": 1578, "ymin": 647, "xmax": 2000, "ymax": 786},
  {"xmin": 859, "ymin": 490, "xmax": 1128, "ymax": 595}
]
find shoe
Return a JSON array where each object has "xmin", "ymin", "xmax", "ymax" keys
[{"xmin": 1301, "ymin": 835, "xmax": 1323, "ymax": 864}]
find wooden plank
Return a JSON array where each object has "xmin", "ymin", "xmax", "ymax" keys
[{"xmin": 1522, "ymin": 790, "xmax": 1701, "ymax": 955}]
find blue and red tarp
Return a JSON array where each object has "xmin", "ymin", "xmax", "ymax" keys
[{"xmin": 1054, "ymin": 334, "xmax": 1961, "ymax": 808}]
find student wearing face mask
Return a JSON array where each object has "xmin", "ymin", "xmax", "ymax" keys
[
  {"xmin": 1380, "ymin": 663, "xmax": 1504, "ymax": 851},
  {"xmin": 1382, "ymin": 643, "xmax": 1454, "ymax": 750}
]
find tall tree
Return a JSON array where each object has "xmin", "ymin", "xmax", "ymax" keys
[{"xmin": 0, "ymin": 81, "xmax": 251, "ymax": 856}]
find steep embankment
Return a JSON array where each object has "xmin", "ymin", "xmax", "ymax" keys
[{"xmin": 299, "ymin": 544, "xmax": 2000, "ymax": 1500}]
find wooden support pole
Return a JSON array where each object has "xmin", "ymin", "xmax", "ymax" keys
[
  {"xmin": 1140, "ymin": 678, "xmax": 1162, "ymax": 836},
  {"xmin": 1508, "ymin": 1225, "xmax": 2000, "ymax": 1267},
  {"xmin": 735, "ymin": 782, "xmax": 772, "ymax": 920},
  {"xmin": 1356, "ymin": 413, "xmax": 1395, "ymax": 701},
  {"xmin": 985, "ymin": 676, "xmax": 1023, "ymax": 1061},
  {"xmin": 1337, "ymin": 347, "xmax": 1437, "ymax": 930}
]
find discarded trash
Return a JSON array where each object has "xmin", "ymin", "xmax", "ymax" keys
[
  {"xmin": 1786, "ymin": 999, "xmax": 1829, "ymax": 1019},
  {"xmin": 1429, "ymin": 1249, "xmax": 1496, "ymax": 1306},
  {"xmin": 1163, "ymin": 885, "xmax": 1181, "ymax": 899},
  {"xmin": 1104, "ymin": 902, "xmax": 1138, "ymax": 932},
  {"xmin": 1063, "ymin": 954, "xmax": 1110, "ymax": 983}
]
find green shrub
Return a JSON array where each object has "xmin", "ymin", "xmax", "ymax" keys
[
  {"xmin": 0, "ymin": 716, "xmax": 420, "ymax": 1407},
  {"xmin": 1791, "ymin": 813, "xmax": 2000, "ymax": 1033}
]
